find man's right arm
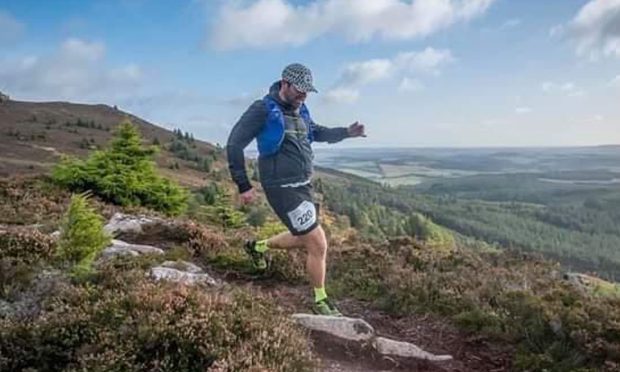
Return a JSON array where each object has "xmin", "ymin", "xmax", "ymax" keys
[{"xmin": 226, "ymin": 100, "xmax": 267, "ymax": 193}]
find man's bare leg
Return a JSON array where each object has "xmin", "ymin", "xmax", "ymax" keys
[
  {"xmin": 297, "ymin": 225, "xmax": 327, "ymax": 289},
  {"xmin": 265, "ymin": 231, "xmax": 302, "ymax": 250},
  {"xmin": 262, "ymin": 226, "xmax": 326, "ymax": 287},
  {"xmin": 250, "ymin": 225, "xmax": 340, "ymax": 314}
]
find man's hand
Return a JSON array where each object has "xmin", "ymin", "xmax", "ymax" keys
[
  {"xmin": 347, "ymin": 121, "xmax": 366, "ymax": 138},
  {"xmin": 239, "ymin": 189, "xmax": 256, "ymax": 204}
]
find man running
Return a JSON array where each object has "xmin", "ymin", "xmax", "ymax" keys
[{"xmin": 226, "ymin": 63, "xmax": 366, "ymax": 316}]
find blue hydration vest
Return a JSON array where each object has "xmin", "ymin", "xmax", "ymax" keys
[{"xmin": 256, "ymin": 96, "xmax": 314, "ymax": 157}]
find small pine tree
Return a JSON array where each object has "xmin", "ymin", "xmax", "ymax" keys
[
  {"xmin": 197, "ymin": 187, "xmax": 246, "ymax": 229},
  {"xmin": 216, "ymin": 202, "xmax": 246, "ymax": 230},
  {"xmin": 257, "ymin": 221, "xmax": 287, "ymax": 240},
  {"xmin": 175, "ymin": 128, "xmax": 184, "ymax": 140},
  {"xmin": 245, "ymin": 205, "xmax": 268, "ymax": 227},
  {"xmin": 52, "ymin": 120, "xmax": 188, "ymax": 215},
  {"xmin": 200, "ymin": 182, "xmax": 219, "ymax": 205},
  {"xmin": 56, "ymin": 193, "xmax": 111, "ymax": 275}
]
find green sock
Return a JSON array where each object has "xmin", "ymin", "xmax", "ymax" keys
[
  {"xmin": 314, "ymin": 287, "xmax": 328, "ymax": 303},
  {"xmin": 255, "ymin": 240, "xmax": 269, "ymax": 253}
]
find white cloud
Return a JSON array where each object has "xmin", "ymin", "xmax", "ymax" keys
[
  {"xmin": 210, "ymin": 0, "xmax": 497, "ymax": 50},
  {"xmin": 399, "ymin": 77, "xmax": 424, "ymax": 92},
  {"xmin": 338, "ymin": 59, "xmax": 393, "ymax": 86},
  {"xmin": 501, "ymin": 18, "xmax": 521, "ymax": 29},
  {"xmin": 541, "ymin": 81, "xmax": 585, "ymax": 97},
  {"xmin": 0, "ymin": 10, "xmax": 25, "ymax": 44},
  {"xmin": 395, "ymin": 47, "xmax": 455, "ymax": 75},
  {"xmin": 0, "ymin": 38, "xmax": 143, "ymax": 102},
  {"xmin": 109, "ymin": 64, "xmax": 143, "ymax": 82},
  {"xmin": 610, "ymin": 74, "xmax": 620, "ymax": 86},
  {"xmin": 327, "ymin": 47, "xmax": 452, "ymax": 103},
  {"xmin": 323, "ymin": 87, "xmax": 360, "ymax": 104},
  {"xmin": 568, "ymin": 0, "xmax": 620, "ymax": 59},
  {"xmin": 515, "ymin": 106, "xmax": 532, "ymax": 114},
  {"xmin": 60, "ymin": 38, "xmax": 105, "ymax": 62}
]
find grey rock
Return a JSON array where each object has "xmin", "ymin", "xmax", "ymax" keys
[
  {"xmin": 103, "ymin": 213, "xmax": 162, "ymax": 236},
  {"xmin": 291, "ymin": 314, "xmax": 453, "ymax": 363},
  {"xmin": 149, "ymin": 267, "xmax": 218, "ymax": 286},
  {"xmin": 159, "ymin": 260, "xmax": 203, "ymax": 274},
  {"xmin": 373, "ymin": 337, "xmax": 452, "ymax": 361},
  {"xmin": 291, "ymin": 314, "xmax": 375, "ymax": 341},
  {"xmin": 101, "ymin": 246, "xmax": 140, "ymax": 258},
  {"xmin": 100, "ymin": 239, "xmax": 164, "ymax": 258}
]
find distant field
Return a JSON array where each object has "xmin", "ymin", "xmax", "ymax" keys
[
  {"xmin": 315, "ymin": 146, "xmax": 620, "ymax": 279},
  {"xmin": 315, "ymin": 146, "xmax": 620, "ymax": 186}
]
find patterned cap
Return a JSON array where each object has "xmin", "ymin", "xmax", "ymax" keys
[{"xmin": 281, "ymin": 63, "xmax": 318, "ymax": 93}]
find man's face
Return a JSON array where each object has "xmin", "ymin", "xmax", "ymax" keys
[{"xmin": 281, "ymin": 81, "xmax": 307, "ymax": 108}]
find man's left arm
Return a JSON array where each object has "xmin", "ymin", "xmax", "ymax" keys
[{"xmin": 311, "ymin": 121, "xmax": 365, "ymax": 143}]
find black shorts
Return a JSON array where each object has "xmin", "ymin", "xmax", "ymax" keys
[{"xmin": 263, "ymin": 183, "xmax": 320, "ymax": 236}]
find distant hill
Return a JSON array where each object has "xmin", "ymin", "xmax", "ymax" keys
[{"xmin": 0, "ymin": 99, "xmax": 218, "ymax": 187}]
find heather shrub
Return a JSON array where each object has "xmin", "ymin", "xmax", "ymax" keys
[
  {"xmin": 0, "ymin": 258, "xmax": 35, "ymax": 301},
  {"xmin": 329, "ymin": 239, "xmax": 620, "ymax": 371},
  {"xmin": 181, "ymin": 221, "xmax": 228, "ymax": 257},
  {"xmin": 0, "ymin": 226, "xmax": 55, "ymax": 263},
  {"xmin": 114, "ymin": 219, "xmax": 228, "ymax": 260},
  {"xmin": 0, "ymin": 225, "xmax": 56, "ymax": 303},
  {"xmin": 0, "ymin": 177, "xmax": 69, "ymax": 226},
  {"xmin": 0, "ymin": 266, "xmax": 315, "ymax": 371}
]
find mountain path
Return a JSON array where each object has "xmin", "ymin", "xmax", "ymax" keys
[{"xmin": 215, "ymin": 270, "xmax": 514, "ymax": 372}]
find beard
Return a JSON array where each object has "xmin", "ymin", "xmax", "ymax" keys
[{"xmin": 280, "ymin": 85, "xmax": 306, "ymax": 108}]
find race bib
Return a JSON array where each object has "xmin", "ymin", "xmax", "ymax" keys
[{"xmin": 287, "ymin": 201, "xmax": 317, "ymax": 232}]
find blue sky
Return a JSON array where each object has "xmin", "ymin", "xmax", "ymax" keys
[{"xmin": 1, "ymin": 0, "xmax": 619, "ymax": 147}]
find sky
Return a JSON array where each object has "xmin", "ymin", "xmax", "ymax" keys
[{"xmin": 1, "ymin": 0, "xmax": 619, "ymax": 148}]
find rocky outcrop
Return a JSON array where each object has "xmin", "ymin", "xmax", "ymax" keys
[
  {"xmin": 149, "ymin": 260, "xmax": 219, "ymax": 286},
  {"xmin": 373, "ymin": 336, "xmax": 453, "ymax": 361},
  {"xmin": 149, "ymin": 266, "xmax": 218, "ymax": 286},
  {"xmin": 291, "ymin": 314, "xmax": 375, "ymax": 341},
  {"xmin": 292, "ymin": 314, "xmax": 453, "ymax": 362},
  {"xmin": 100, "ymin": 239, "xmax": 164, "ymax": 258},
  {"xmin": 159, "ymin": 260, "xmax": 203, "ymax": 274},
  {"xmin": 103, "ymin": 213, "xmax": 165, "ymax": 236}
]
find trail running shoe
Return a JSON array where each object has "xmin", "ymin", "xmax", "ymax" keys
[
  {"xmin": 244, "ymin": 240, "xmax": 268, "ymax": 271},
  {"xmin": 312, "ymin": 298, "xmax": 342, "ymax": 316}
]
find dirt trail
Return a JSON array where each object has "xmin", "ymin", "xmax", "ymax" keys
[{"xmin": 217, "ymin": 271, "xmax": 514, "ymax": 372}]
